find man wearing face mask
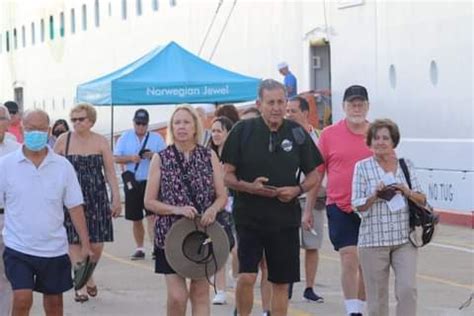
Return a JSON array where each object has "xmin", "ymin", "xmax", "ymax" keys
[
  {"xmin": 0, "ymin": 109, "xmax": 91, "ymax": 316},
  {"xmin": 0, "ymin": 104, "xmax": 20, "ymax": 316}
]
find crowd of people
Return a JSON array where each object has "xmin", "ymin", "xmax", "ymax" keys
[{"xmin": 0, "ymin": 77, "xmax": 428, "ymax": 316}]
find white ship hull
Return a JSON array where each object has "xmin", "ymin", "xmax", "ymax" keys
[{"xmin": 0, "ymin": 0, "xmax": 472, "ymax": 214}]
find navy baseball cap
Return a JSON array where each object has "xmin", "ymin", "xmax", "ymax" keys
[
  {"xmin": 343, "ymin": 85, "xmax": 369, "ymax": 102},
  {"xmin": 133, "ymin": 109, "xmax": 149, "ymax": 124}
]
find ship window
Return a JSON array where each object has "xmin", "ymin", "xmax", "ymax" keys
[
  {"xmin": 136, "ymin": 0, "xmax": 142, "ymax": 16},
  {"xmin": 82, "ymin": 4, "xmax": 88, "ymax": 31},
  {"xmin": 41, "ymin": 19, "xmax": 45, "ymax": 42},
  {"xmin": 430, "ymin": 60, "xmax": 438, "ymax": 86},
  {"xmin": 152, "ymin": 0, "xmax": 159, "ymax": 11},
  {"xmin": 60, "ymin": 12, "xmax": 65, "ymax": 37},
  {"xmin": 71, "ymin": 9, "xmax": 76, "ymax": 34},
  {"xmin": 13, "ymin": 28, "xmax": 17, "ymax": 49},
  {"xmin": 21, "ymin": 25, "xmax": 26, "ymax": 47},
  {"xmin": 6, "ymin": 31, "xmax": 9, "ymax": 52},
  {"xmin": 389, "ymin": 64, "xmax": 397, "ymax": 89},
  {"xmin": 122, "ymin": 0, "xmax": 128, "ymax": 20},
  {"xmin": 49, "ymin": 15, "xmax": 55, "ymax": 40},
  {"xmin": 170, "ymin": 0, "xmax": 176, "ymax": 7},
  {"xmin": 108, "ymin": 2, "xmax": 112, "ymax": 16},
  {"xmin": 31, "ymin": 22, "xmax": 36, "ymax": 45},
  {"xmin": 95, "ymin": 0, "xmax": 100, "ymax": 27}
]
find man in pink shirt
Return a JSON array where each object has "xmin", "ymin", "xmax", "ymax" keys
[
  {"xmin": 303, "ymin": 85, "xmax": 372, "ymax": 316},
  {"xmin": 4, "ymin": 101, "xmax": 23, "ymax": 143}
]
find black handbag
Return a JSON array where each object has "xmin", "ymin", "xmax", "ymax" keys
[
  {"xmin": 172, "ymin": 145, "xmax": 235, "ymax": 251},
  {"xmin": 399, "ymin": 159, "xmax": 439, "ymax": 248},
  {"xmin": 121, "ymin": 132, "xmax": 150, "ymax": 193}
]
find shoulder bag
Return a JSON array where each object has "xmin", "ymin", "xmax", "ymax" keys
[
  {"xmin": 121, "ymin": 132, "xmax": 150, "ymax": 193},
  {"xmin": 399, "ymin": 158, "xmax": 439, "ymax": 247}
]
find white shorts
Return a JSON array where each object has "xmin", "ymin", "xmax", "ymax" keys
[{"xmin": 299, "ymin": 199, "xmax": 325, "ymax": 250}]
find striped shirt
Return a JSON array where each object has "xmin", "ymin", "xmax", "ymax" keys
[{"xmin": 352, "ymin": 156, "xmax": 422, "ymax": 247}]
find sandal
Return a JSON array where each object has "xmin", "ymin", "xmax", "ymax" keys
[
  {"xmin": 86, "ymin": 285, "xmax": 98, "ymax": 297},
  {"xmin": 74, "ymin": 291, "xmax": 89, "ymax": 303}
]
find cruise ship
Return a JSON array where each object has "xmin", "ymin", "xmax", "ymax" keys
[{"xmin": 0, "ymin": 0, "xmax": 472, "ymax": 221}]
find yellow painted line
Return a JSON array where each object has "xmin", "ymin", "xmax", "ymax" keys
[
  {"xmin": 102, "ymin": 251, "xmax": 314, "ymax": 315},
  {"xmin": 102, "ymin": 251, "xmax": 153, "ymax": 272},
  {"xmin": 321, "ymin": 253, "xmax": 473, "ymax": 290},
  {"xmin": 417, "ymin": 273, "xmax": 473, "ymax": 290},
  {"xmin": 103, "ymin": 250, "xmax": 472, "ymax": 313}
]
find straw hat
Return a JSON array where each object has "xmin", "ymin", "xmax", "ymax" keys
[{"xmin": 164, "ymin": 216, "xmax": 230, "ymax": 280}]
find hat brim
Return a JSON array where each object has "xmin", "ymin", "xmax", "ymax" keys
[
  {"xmin": 164, "ymin": 217, "xmax": 229, "ymax": 280},
  {"xmin": 73, "ymin": 256, "xmax": 97, "ymax": 290},
  {"xmin": 345, "ymin": 95, "xmax": 367, "ymax": 102}
]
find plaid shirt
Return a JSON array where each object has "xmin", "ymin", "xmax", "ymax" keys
[{"xmin": 352, "ymin": 157, "xmax": 423, "ymax": 247}]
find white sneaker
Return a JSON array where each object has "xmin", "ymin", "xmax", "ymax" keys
[{"xmin": 212, "ymin": 291, "xmax": 227, "ymax": 305}]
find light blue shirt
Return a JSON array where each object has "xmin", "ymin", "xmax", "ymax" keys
[
  {"xmin": 114, "ymin": 130, "xmax": 166, "ymax": 181},
  {"xmin": 284, "ymin": 72, "xmax": 297, "ymax": 97}
]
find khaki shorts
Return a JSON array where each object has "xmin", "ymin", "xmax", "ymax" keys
[{"xmin": 299, "ymin": 199, "xmax": 325, "ymax": 250}]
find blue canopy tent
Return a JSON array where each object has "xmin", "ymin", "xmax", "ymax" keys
[{"xmin": 76, "ymin": 41, "xmax": 260, "ymax": 144}]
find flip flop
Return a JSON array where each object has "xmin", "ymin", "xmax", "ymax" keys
[
  {"xmin": 73, "ymin": 256, "xmax": 98, "ymax": 291},
  {"xmin": 74, "ymin": 291, "xmax": 89, "ymax": 303},
  {"xmin": 86, "ymin": 285, "xmax": 98, "ymax": 297}
]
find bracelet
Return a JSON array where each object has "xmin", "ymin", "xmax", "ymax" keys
[{"xmin": 298, "ymin": 184, "xmax": 304, "ymax": 195}]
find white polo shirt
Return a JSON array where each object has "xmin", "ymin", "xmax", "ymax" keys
[{"xmin": 0, "ymin": 147, "xmax": 84, "ymax": 257}]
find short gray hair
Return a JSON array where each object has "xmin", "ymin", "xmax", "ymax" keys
[
  {"xmin": 0, "ymin": 104, "xmax": 11, "ymax": 120},
  {"xmin": 258, "ymin": 79, "xmax": 286, "ymax": 100}
]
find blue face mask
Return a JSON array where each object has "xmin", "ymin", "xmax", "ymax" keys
[{"xmin": 24, "ymin": 131, "xmax": 49, "ymax": 151}]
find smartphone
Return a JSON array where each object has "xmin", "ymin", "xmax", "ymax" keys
[{"xmin": 263, "ymin": 185, "xmax": 278, "ymax": 190}]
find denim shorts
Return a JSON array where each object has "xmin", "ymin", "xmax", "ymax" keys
[
  {"xmin": 3, "ymin": 247, "xmax": 73, "ymax": 294},
  {"xmin": 326, "ymin": 204, "xmax": 361, "ymax": 251}
]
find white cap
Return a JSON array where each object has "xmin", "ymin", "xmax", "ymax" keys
[{"xmin": 277, "ymin": 61, "xmax": 288, "ymax": 70}]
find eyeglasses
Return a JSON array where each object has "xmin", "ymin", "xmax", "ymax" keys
[
  {"xmin": 268, "ymin": 131, "xmax": 279, "ymax": 153},
  {"xmin": 71, "ymin": 116, "xmax": 88, "ymax": 123}
]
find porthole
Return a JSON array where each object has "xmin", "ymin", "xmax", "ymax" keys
[
  {"xmin": 389, "ymin": 64, "xmax": 397, "ymax": 89},
  {"xmin": 429, "ymin": 60, "xmax": 438, "ymax": 86}
]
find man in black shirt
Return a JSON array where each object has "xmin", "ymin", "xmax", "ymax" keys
[{"xmin": 222, "ymin": 79, "xmax": 323, "ymax": 316}]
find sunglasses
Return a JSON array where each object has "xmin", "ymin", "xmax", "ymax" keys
[
  {"xmin": 268, "ymin": 131, "xmax": 279, "ymax": 153},
  {"xmin": 135, "ymin": 121, "xmax": 148, "ymax": 126},
  {"xmin": 9, "ymin": 111, "xmax": 18, "ymax": 115},
  {"xmin": 71, "ymin": 116, "xmax": 88, "ymax": 123}
]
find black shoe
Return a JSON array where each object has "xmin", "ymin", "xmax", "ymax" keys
[
  {"xmin": 152, "ymin": 250, "xmax": 156, "ymax": 260},
  {"xmin": 130, "ymin": 249, "xmax": 145, "ymax": 260},
  {"xmin": 288, "ymin": 282, "xmax": 293, "ymax": 299},
  {"xmin": 303, "ymin": 287, "xmax": 324, "ymax": 303},
  {"xmin": 262, "ymin": 311, "xmax": 271, "ymax": 316},
  {"xmin": 349, "ymin": 313, "xmax": 362, "ymax": 316}
]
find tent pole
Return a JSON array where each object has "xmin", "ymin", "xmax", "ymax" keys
[{"xmin": 110, "ymin": 104, "xmax": 114, "ymax": 150}]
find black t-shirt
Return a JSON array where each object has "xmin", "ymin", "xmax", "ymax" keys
[{"xmin": 221, "ymin": 117, "xmax": 324, "ymax": 229}]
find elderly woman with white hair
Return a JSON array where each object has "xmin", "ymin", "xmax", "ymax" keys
[{"xmin": 145, "ymin": 104, "xmax": 227, "ymax": 316}]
